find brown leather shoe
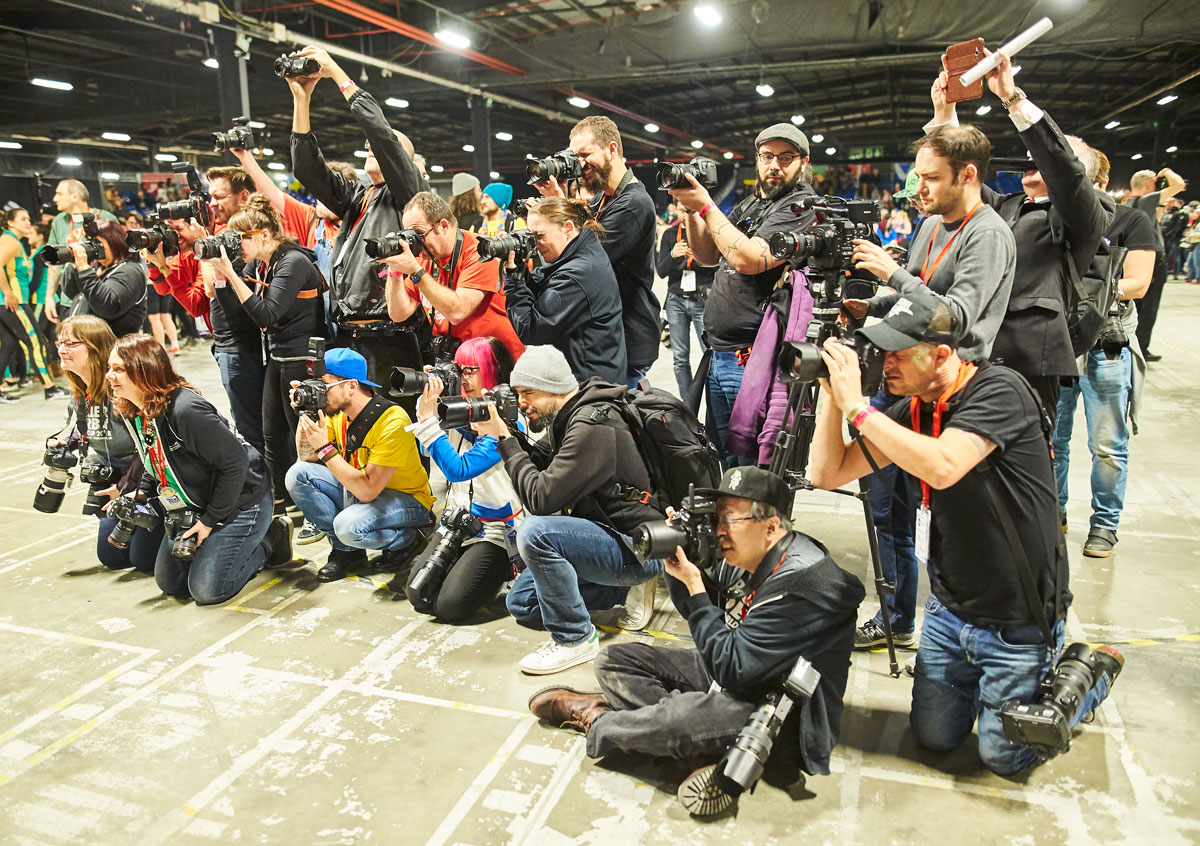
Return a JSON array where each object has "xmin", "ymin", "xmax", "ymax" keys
[{"xmin": 528, "ymin": 686, "xmax": 612, "ymax": 734}]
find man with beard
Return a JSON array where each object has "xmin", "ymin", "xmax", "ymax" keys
[
  {"xmin": 532, "ymin": 117, "xmax": 659, "ymax": 388},
  {"xmin": 472, "ymin": 346, "xmax": 664, "ymax": 674},
  {"xmin": 669, "ymin": 124, "xmax": 817, "ymax": 466}
]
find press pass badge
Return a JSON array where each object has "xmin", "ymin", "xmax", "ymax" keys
[
  {"xmin": 915, "ymin": 504, "xmax": 931, "ymax": 566},
  {"xmin": 680, "ymin": 269, "xmax": 697, "ymax": 292}
]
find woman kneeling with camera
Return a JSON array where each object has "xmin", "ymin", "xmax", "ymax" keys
[
  {"xmin": 57, "ymin": 315, "xmax": 164, "ymax": 572},
  {"xmin": 106, "ymin": 335, "xmax": 292, "ymax": 604},
  {"xmin": 401, "ymin": 337, "xmax": 525, "ymax": 622}
]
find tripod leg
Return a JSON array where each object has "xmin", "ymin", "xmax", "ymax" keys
[{"xmin": 857, "ymin": 478, "xmax": 901, "ymax": 677}]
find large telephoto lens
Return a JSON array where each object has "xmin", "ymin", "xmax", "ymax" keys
[
  {"xmin": 477, "ymin": 233, "xmax": 521, "ymax": 261},
  {"xmin": 631, "ymin": 521, "xmax": 688, "ymax": 559},
  {"xmin": 389, "ymin": 367, "xmax": 429, "ymax": 396},
  {"xmin": 32, "ymin": 467, "xmax": 71, "ymax": 513},
  {"xmin": 437, "ymin": 396, "xmax": 491, "ymax": 430},
  {"xmin": 41, "ymin": 245, "xmax": 77, "ymax": 266}
]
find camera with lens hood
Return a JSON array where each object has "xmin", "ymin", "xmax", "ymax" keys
[
  {"xmin": 161, "ymin": 506, "xmax": 200, "ymax": 561},
  {"xmin": 125, "ymin": 211, "xmax": 181, "ymax": 258},
  {"xmin": 33, "ymin": 440, "xmax": 80, "ymax": 513},
  {"xmin": 525, "ymin": 149, "xmax": 582, "ymax": 185},
  {"xmin": 192, "ymin": 228, "xmax": 242, "ymax": 261},
  {"xmin": 406, "ymin": 506, "xmax": 483, "ymax": 606},
  {"xmin": 274, "ymin": 55, "xmax": 320, "ymax": 78},
  {"xmin": 156, "ymin": 162, "xmax": 212, "ymax": 229},
  {"xmin": 437, "ymin": 383, "xmax": 519, "ymax": 431},
  {"xmin": 364, "ymin": 229, "xmax": 424, "ymax": 261},
  {"xmin": 389, "ymin": 362, "xmax": 462, "ymax": 398},
  {"xmin": 106, "ymin": 496, "xmax": 159, "ymax": 550},
  {"xmin": 212, "ymin": 116, "xmax": 255, "ymax": 153},
  {"xmin": 656, "ymin": 157, "xmax": 719, "ymax": 191},
  {"xmin": 631, "ymin": 485, "xmax": 718, "ymax": 565},
  {"xmin": 477, "ymin": 229, "xmax": 537, "ymax": 263},
  {"xmin": 79, "ymin": 456, "xmax": 117, "ymax": 517},
  {"xmin": 291, "ymin": 337, "xmax": 328, "ymax": 418},
  {"xmin": 43, "ymin": 213, "xmax": 103, "ymax": 266}
]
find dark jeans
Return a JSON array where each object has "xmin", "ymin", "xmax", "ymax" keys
[
  {"xmin": 664, "ymin": 293, "xmax": 706, "ymax": 397},
  {"xmin": 407, "ymin": 539, "xmax": 511, "ymax": 623},
  {"xmin": 154, "ymin": 491, "xmax": 272, "ymax": 605},
  {"xmin": 263, "ymin": 358, "xmax": 306, "ymax": 505},
  {"xmin": 212, "ymin": 345, "xmax": 266, "ymax": 454},
  {"xmin": 587, "ymin": 642, "xmax": 756, "ymax": 760},
  {"xmin": 707, "ymin": 349, "xmax": 753, "ymax": 468},
  {"xmin": 1135, "ymin": 258, "xmax": 1168, "ymax": 354},
  {"xmin": 626, "ymin": 361, "xmax": 654, "ymax": 390},
  {"xmin": 97, "ymin": 516, "xmax": 165, "ymax": 574}
]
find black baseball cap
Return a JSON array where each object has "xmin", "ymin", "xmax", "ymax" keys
[
  {"xmin": 857, "ymin": 286, "xmax": 962, "ymax": 352},
  {"xmin": 696, "ymin": 467, "xmax": 793, "ymax": 516}
]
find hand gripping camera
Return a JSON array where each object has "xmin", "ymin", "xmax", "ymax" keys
[
  {"xmin": 364, "ymin": 229, "xmax": 424, "ymax": 261},
  {"xmin": 678, "ymin": 656, "xmax": 822, "ymax": 817},
  {"xmin": 477, "ymin": 229, "xmax": 537, "ymax": 263},
  {"xmin": 33, "ymin": 440, "xmax": 80, "ymax": 513},
  {"xmin": 125, "ymin": 211, "xmax": 182, "ymax": 258},
  {"xmin": 79, "ymin": 455, "xmax": 117, "ymax": 517},
  {"xmin": 274, "ymin": 55, "xmax": 320, "ymax": 78},
  {"xmin": 42, "ymin": 213, "xmax": 104, "ymax": 266},
  {"xmin": 192, "ymin": 228, "xmax": 242, "ymax": 261},
  {"xmin": 291, "ymin": 338, "xmax": 329, "ymax": 418},
  {"xmin": 156, "ymin": 162, "xmax": 212, "ymax": 229},
  {"xmin": 389, "ymin": 362, "xmax": 462, "ymax": 398},
  {"xmin": 656, "ymin": 157, "xmax": 719, "ymax": 191},
  {"xmin": 212, "ymin": 116, "xmax": 255, "ymax": 153},
  {"xmin": 406, "ymin": 506, "xmax": 483, "ymax": 606},
  {"xmin": 525, "ymin": 150, "xmax": 582, "ymax": 186},
  {"xmin": 437, "ymin": 384, "xmax": 520, "ymax": 431},
  {"xmin": 631, "ymin": 485, "xmax": 718, "ymax": 565},
  {"xmin": 106, "ymin": 496, "xmax": 160, "ymax": 550}
]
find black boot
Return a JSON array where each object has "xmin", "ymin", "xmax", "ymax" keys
[{"xmin": 317, "ymin": 548, "xmax": 368, "ymax": 582}]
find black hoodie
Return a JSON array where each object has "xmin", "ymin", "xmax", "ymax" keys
[{"xmin": 242, "ymin": 244, "xmax": 324, "ymax": 359}]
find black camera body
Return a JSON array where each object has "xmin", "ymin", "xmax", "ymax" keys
[
  {"xmin": 437, "ymin": 383, "xmax": 519, "ymax": 431},
  {"xmin": 212, "ymin": 116, "xmax": 255, "ymax": 153},
  {"xmin": 156, "ymin": 162, "xmax": 212, "ymax": 229},
  {"xmin": 79, "ymin": 457, "xmax": 116, "ymax": 517},
  {"xmin": 364, "ymin": 229, "xmax": 423, "ymax": 260},
  {"xmin": 106, "ymin": 496, "xmax": 159, "ymax": 550},
  {"xmin": 477, "ymin": 229, "xmax": 537, "ymax": 263},
  {"xmin": 162, "ymin": 506, "xmax": 200, "ymax": 561},
  {"xmin": 632, "ymin": 485, "xmax": 717, "ymax": 564},
  {"xmin": 769, "ymin": 197, "xmax": 879, "ymax": 267},
  {"xmin": 192, "ymin": 228, "xmax": 242, "ymax": 261},
  {"xmin": 526, "ymin": 150, "xmax": 582, "ymax": 185},
  {"xmin": 43, "ymin": 213, "xmax": 104, "ymax": 266},
  {"xmin": 407, "ymin": 506, "xmax": 483, "ymax": 605},
  {"xmin": 999, "ymin": 642, "xmax": 1123, "ymax": 759},
  {"xmin": 511, "ymin": 197, "xmax": 532, "ymax": 219},
  {"xmin": 125, "ymin": 211, "xmax": 181, "ymax": 258},
  {"xmin": 390, "ymin": 362, "xmax": 462, "ymax": 398},
  {"xmin": 274, "ymin": 55, "xmax": 320, "ymax": 78},
  {"xmin": 292, "ymin": 337, "xmax": 328, "ymax": 418},
  {"xmin": 777, "ymin": 332, "xmax": 884, "ymax": 392},
  {"xmin": 33, "ymin": 442, "xmax": 80, "ymax": 513},
  {"xmin": 656, "ymin": 157, "xmax": 719, "ymax": 191}
]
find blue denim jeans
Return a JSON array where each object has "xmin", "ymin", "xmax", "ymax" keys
[
  {"xmin": 911, "ymin": 594, "xmax": 1108, "ymax": 775},
  {"xmin": 506, "ymin": 515, "xmax": 663, "ymax": 645},
  {"xmin": 212, "ymin": 345, "xmax": 266, "ymax": 454},
  {"xmin": 97, "ymin": 516, "xmax": 165, "ymax": 575},
  {"xmin": 285, "ymin": 462, "xmax": 433, "ymax": 552},
  {"xmin": 866, "ymin": 460, "xmax": 919, "ymax": 634},
  {"xmin": 154, "ymin": 492, "xmax": 272, "ymax": 605},
  {"xmin": 626, "ymin": 362, "xmax": 654, "ymax": 390},
  {"xmin": 707, "ymin": 349, "xmax": 752, "ymax": 468},
  {"xmin": 1052, "ymin": 347, "xmax": 1132, "ymax": 531},
  {"xmin": 664, "ymin": 293, "xmax": 706, "ymax": 397},
  {"xmin": 1187, "ymin": 247, "xmax": 1200, "ymax": 280}
]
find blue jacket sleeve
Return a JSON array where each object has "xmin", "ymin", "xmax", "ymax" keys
[{"xmin": 428, "ymin": 433, "xmax": 502, "ymax": 483}]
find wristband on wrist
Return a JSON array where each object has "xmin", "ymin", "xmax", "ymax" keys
[
  {"xmin": 316, "ymin": 443, "xmax": 338, "ymax": 462},
  {"xmin": 851, "ymin": 405, "xmax": 878, "ymax": 430},
  {"xmin": 844, "ymin": 401, "xmax": 869, "ymax": 424},
  {"xmin": 338, "ymin": 78, "xmax": 355, "ymax": 93},
  {"xmin": 698, "ymin": 202, "xmax": 716, "ymax": 218},
  {"xmin": 387, "ymin": 271, "xmax": 406, "ymax": 278}
]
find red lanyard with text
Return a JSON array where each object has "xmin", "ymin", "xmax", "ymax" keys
[
  {"xmin": 138, "ymin": 417, "xmax": 170, "ymax": 488},
  {"xmin": 909, "ymin": 362, "xmax": 978, "ymax": 507},
  {"xmin": 738, "ymin": 550, "xmax": 788, "ymax": 621},
  {"xmin": 920, "ymin": 200, "xmax": 982, "ymax": 283},
  {"xmin": 675, "ymin": 222, "xmax": 692, "ymax": 269}
]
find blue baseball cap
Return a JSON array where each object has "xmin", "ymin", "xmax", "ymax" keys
[{"xmin": 324, "ymin": 347, "xmax": 381, "ymax": 389}]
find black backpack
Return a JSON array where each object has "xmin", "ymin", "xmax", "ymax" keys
[
  {"xmin": 579, "ymin": 386, "xmax": 722, "ymax": 512},
  {"xmin": 1050, "ymin": 208, "xmax": 1127, "ymax": 357}
]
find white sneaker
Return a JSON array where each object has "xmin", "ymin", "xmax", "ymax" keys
[
  {"xmin": 295, "ymin": 520, "xmax": 327, "ymax": 545},
  {"xmin": 618, "ymin": 577, "xmax": 658, "ymax": 632},
  {"xmin": 519, "ymin": 628, "xmax": 601, "ymax": 675}
]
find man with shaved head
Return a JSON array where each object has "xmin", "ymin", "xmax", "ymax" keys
[
  {"xmin": 45, "ymin": 179, "xmax": 118, "ymax": 323},
  {"xmin": 287, "ymin": 45, "xmax": 431, "ymax": 383}
]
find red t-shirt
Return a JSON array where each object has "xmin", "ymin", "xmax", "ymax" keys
[
  {"xmin": 151, "ymin": 252, "xmax": 211, "ymax": 325},
  {"xmin": 281, "ymin": 194, "xmax": 318, "ymax": 248},
  {"xmin": 404, "ymin": 230, "xmax": 524, "ymax": 361}
]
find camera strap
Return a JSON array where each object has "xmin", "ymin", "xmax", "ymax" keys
[
  {"xmin": 593, "ymin": 168, "xmax": 635, "ymax": 220},
  {"xmin": 339, "ymin": 394, "xmax": 396, "ymax": 466}
]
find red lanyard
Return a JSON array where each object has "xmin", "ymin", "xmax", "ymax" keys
[
  {"xmin": 738, "ymin": 549, "xmax": 788, "ymax": 621},
  {"xmin": 909, "ymin": 363, "xmax": 978, "ymax": 506},
  {"xmin": 140, "ymin": 417, "xmax": 169, "ymax": 488},
  {"xmin": 920, "ymin": 200, "xmax": 982, "ymax": 283},
  {"xmin": 594, "ymin": 191, "xmax": 612, "ymax": 220},
  {"xmin": 675, "ymin": 222, "xmax": 692, "ymax": 269},
  {"xmin": 350, "ymin": 186, "xmax": 377, "ymax": 233}
]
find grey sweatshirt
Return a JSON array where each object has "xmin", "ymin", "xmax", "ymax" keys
[{"xmin": 872, "ymin": 203, "xmax": 1016, "ymax": 363}]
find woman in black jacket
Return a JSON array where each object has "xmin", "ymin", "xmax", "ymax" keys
[
  {"xmin": 200, "ymin": 193, "xmax": 325, "ymax": 514},
  {"xmin": 503, "ymin": 198, "xmax": 627, "ymax": 383},
  {"xmin": 107, "ymin": 334, "xmax": 291, "ymax": 604},
  {"xmin": 65, "ymin": 219, "xmax": 147, "ymax": 337}
]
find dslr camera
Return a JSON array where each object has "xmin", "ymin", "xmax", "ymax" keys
[
  {"xmin": 477, "ymin": 229, "xmax": 537, "ymax": 263},
  {"xmin": 212, "ymin": 116, "xmax": 255, "ymax": 153},
  {"xmin": 632, "ymin": 485, "xmax": 718, "ymax": 564},
  {"xmin": 79, "ymin": 455, "xmax": 117, "ymax": 517},
  {"xmin": 390, "ymin": 362, "xmax": 462, "ymax": 398},
  {"xmin": 526, "ymin": 149, "xmax": 582, "ymax": 185},
  {"xmin": 364, "ymin": 229, "xmax": 424, "ymax": 260},
  {"xmin": 291, "ymin": 337, "xmax": 329, "ymax": 418},
  {"xmin": 656, "ymin": 157, "xmax": 719, "ymax": 191},
  {"xmin": 438, "ymin": 383, "xmax": 519, "ymax": 430},
  {"xmin": 125, "ymin": 211, "xmax": 181, "ymax": 258},
  {"xmin": 156, "ymin": 162, "xmax": 212, "ymax": 229},
  {"xmin": 274, "ymin": 55, "xmax": 320, "ymax": 78},
  {"xmin": 999, "ymin": 642, "xmax": 1124, "ymax": 759},
  {"xmin": 161, "ymin": 502, "xmax": 200, "ymax": 561},
  {"xmin": 192, "ymin": 228, "xmax": 242, "ymax": 261},
  {"xmin": 42, "ymin": 213, "xmax": 104, "ymax": 265},
  {"xmin": 768, "ymin": 196, "xmax": 879, "ymax": 266},
  {"xmin": 406, "ymin": 505, "xmax": 483, "ymax": 606},
  {"xmin": 106, "ymin": 496, "xmax": 159, "ymax": 550},
  {"xmin": 33, "ymin": 439, "xmax": 80, "ymax": 513}
]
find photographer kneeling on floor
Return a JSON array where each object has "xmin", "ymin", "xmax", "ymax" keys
[
  {"xmin": 286, "ymin": 348, "xmax": 435, "ymax": 582},
  {"xmin": 528, "ymin": 466, "xmax": 864, "ymax": 784},
  {"xmin": 809, "ymin": 286, "xmax": 1123, "ymax": 775},
  {"xmin": 108, "ymin": 335, "xmax": 291, "ymax": 604}
]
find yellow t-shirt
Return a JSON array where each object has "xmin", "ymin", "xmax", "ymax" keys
[
  {"xmin": 326, "ymin": 405, "xmax": 434, "ymax": 510},
  {"xmin": 480, "ymin": 213, "xmax": 526, "ymax": 238}
]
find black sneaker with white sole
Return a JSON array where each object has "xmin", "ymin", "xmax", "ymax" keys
[
  {"xmin": 295, "ymin": 520, "xmax": 327, "ymax": 545},
  {"xmin": 853, "ymin": 619, "xmax": 916, "ymax": 650}
]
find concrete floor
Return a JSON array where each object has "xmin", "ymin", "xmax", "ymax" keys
[{"xmin": 1, "ymin": 279, "xmax": 1199, "ymax": 845}]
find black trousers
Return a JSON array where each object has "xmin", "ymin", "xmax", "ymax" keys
[
  {"xmin": 407, "ymin": 539, "xmax": 511, "ymax": 623},
  {"xmin": 1135, "ymin": 257, "xmax": 1168, "ymax": 355},
  {"xmin": 263, "ymin": 358, "xmax": 306, "ymax": 506},
  {"xmin": 1024, "ymin": 374, "xmax": 1062, "ymax": 428}
]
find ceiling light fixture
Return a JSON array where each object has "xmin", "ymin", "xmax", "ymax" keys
[
  {"xmin": 495, "ymin": 132, "xmax": 513, "ymax": 141},
  {"xmin": 354, "ymin": 150, "xmax": 368, "ymax": 158},
  {"xmin": 1157, "ymin": 94, "xmax": 1178, "ymax": 105},
  {"xmin": 267, "ymin": 162, "xmax": 285, "ymax": 171},
  {"xmin": 203, "ymin": 57, "xmax": 219, "ymax": 69},
  {"xmin": 102, "ymin": 132, "xmax": 131, "ymax": 141},
  {"xmin": 100, "ymin": 171, "xmax": 120, "ymax": 180},
  {"xmin": 811, "ymin": 133, "xmax": 824, "ymax": 143},
  {"xmin": 568, "ymin": 96, "xmax": 590, "ymax": 109},
  {"xmin": 755, "ymin": 82, "xmax": 774, "ymax": 97},
  {"xmin": 644, "ymin": 123, "xmax": 659, "ymax": 133},
  {"xmin": 385, "ymin": 98, "xmax": 409, "ymax": 109},
  {"xmin": 1166, "ymin": 145, "xmax": 1178, "ymax": 153},
  {"xmin": 247, "ymin": 120, "xmax": 267, "ymax": 129},
  {"xmin": 690, "ymin": 139, "xmax": 704, "ymax": 149},
  {"xmin": 155, "ymin": 153, "xmax": 178, "ymax": 162},
  {"xmin": 723, "ymin": 151, "xmax": 734, "ymax": 160},
  {"xmin": 463, "ymin": 144, "xmax": 475, "ymax": 152},
  {"xmin": 825, "ymin": 146, "xmax": 837, "ymax": 156},
  {"xmin": 57, "ymin": 156, "xmax": 82, "ymax": 166},
  {"xmin": 259, "ymin": 147, "xmax": 274, "ymax": 156},
  {"xmin": 430, "ymin": 164, "xmax": 445, "ymax": 173},
  {"xmin": 790, "ymin": 114, "xmax": 805, "ymax": 126},
  {"xmin": 0, "ymin": 141, "xmax": 22, "ymax": 150},
  {"xmin": 435, "ymin": 30, "xmax": 471, "ymax": 50},
  {"xmin": 1104, "ymin": 120, "xmax": 1120, "ymax": 129},
  {"xmin": 32, "ymin": 77, "xmax": 73, "ymax": 91},
  {"xmin": 1131, "ymin": 153, "xmax": 1143, "ymax": 160},
  {"xmin": 694, "ymin": 4, "xmax": 722, "ymax": 26},
  {"xmin": 976, "ymin": 105, "xmax": 992, "ymax": 116},
  {"xmin": 489, "ymin": 171, "xmax": 500, "ymax": 179}
]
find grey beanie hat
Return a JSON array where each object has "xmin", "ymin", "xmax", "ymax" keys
[
  {"xmin": 509, "ymin": 346, "xmax": 578, "ymax": 394},
  {"xmin": 451, "ymin": 172, "xmax": 481, "ymax": 196}
]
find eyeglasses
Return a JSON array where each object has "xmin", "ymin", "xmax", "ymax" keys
[
  {"xmin": 56, "ymin": 339, "xmax": 85, "ymax": 350},
  {"xmin": 716, "ymin": 514, "xmax": 757, "ymax": 530},
  {"xmin": 459, "ymin": 366, "xmax": 480, "ymax": 375},
  {"xmin": 239, "ymin": 229, "xmax": 266, "ymax": 240},
  {"xmin": 757, "ymin": 151, "xmax": 801, "ymax": 166}
]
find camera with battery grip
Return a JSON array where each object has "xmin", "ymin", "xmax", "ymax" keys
[
  {"xmin": 212, "ymin": 116, "xmax": 255, "ymax": 153},
  {"xmin": 106, "ymin": 495, "xmax": 159, "ymax": 550},
  {"xmin": 389, "ymin": 362, "xmax": 463, "ymax": 398},
  {"xmin": 656, "ymin": 157, "xmax": 719, "ymax": 191},
  {"xmin": 42, "ymin": 213, "xmax": 104, "ymax": 266},
  {"xmin": 364, "ymin": 229, "xmax": 424, "ymax": 261},
  {"xmin": 477, "ymin": 229, "xmax": 537, "ymax": 263},
  {"xmin": 405, "ymin": 506, "xmax": 484, "ymax": 607},
  {"xmin": 156, "ymin": 162, "xmax": 212, "ymax": 229},
  {"xmin": 33, "ymin": 438, "xmax": 81, "ymax": 513},
  {"xmin": 125, "ymin": 211, "xmax": 181, "ymax": 258},
  {"xmin": 192, "ymin": 228, "xmax": 242, "ymax": 261},
  {"xmin": 291, "ymin": 338, "xmax": 329, "ymax": 418},
  {"xmin": 631, "ymin": 485, "xmax": 718, "ymax": 566},
  {"xmin": 525, "ymin": 149, "xmax": 582, "ymax": 185}
]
